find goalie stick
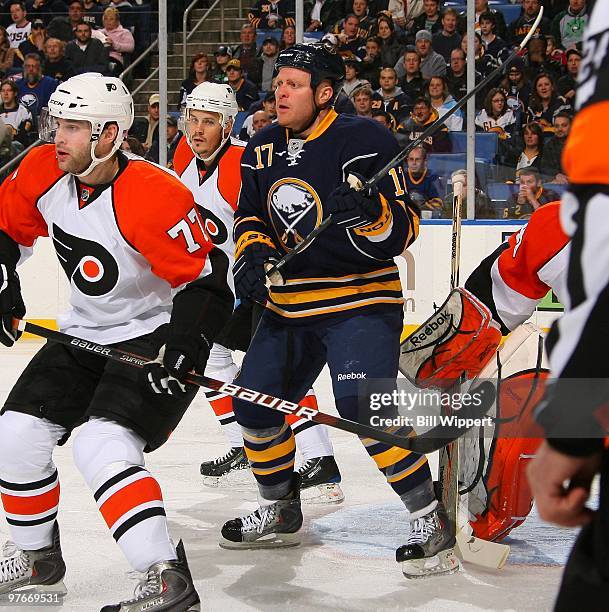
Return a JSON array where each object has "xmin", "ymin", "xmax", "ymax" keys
[
  {"xmin": 15, "ymin": 319, "xmax": 495, "ymax": 455},
  {"xmin": 264, "ymin": 6, "xmax": 545, "ymax": 281}
]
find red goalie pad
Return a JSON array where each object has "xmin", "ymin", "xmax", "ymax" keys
[{"xmin": 400, "ymin": 288, "xmax": 502, "ymax": 390}]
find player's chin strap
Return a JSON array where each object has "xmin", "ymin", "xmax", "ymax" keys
[{"xmin": 74, "ymin": 134, "xmax": 124, "ymax": 178}]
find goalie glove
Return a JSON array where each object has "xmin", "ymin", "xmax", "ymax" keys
[{"xmin": 399, "ymin": 288, "xmax": 502, "ymax": 389}]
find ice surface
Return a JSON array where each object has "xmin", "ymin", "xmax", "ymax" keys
[{"xmin": 0, "ymin": 343, "xmax": 578, "ymax": 611}]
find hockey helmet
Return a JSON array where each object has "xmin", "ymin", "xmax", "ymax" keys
[
  {"xmin": 39, "ymin": 72, "xmax": 134, "ymax": 177},
  {"xmin": 273, "ymin": 42, "xmax": 345, "ymax": 94}
]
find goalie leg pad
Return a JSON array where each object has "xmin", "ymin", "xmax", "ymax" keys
[{"xmin": 400, "ymin": 288, "xmax": 502, "ymax": 389}]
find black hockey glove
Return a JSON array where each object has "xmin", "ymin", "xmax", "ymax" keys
[
  {"xmin": 326, "ymin": 173, "xmax": 383, "ymax": 229},
  {"xmin": 0, "ymin": 263, "xmax": 25, "ymax": 348},
  {"xmin": 144, "ymin": 333, "xmax": 211, "ymax": 395},
  {"xmin": 233, "ymin": 242, "xmax": 280, "ymax": 303}
]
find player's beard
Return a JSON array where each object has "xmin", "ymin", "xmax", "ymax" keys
[{"xmin": 58, "ymin": 146, "xmax": 92, "ymax": 175}]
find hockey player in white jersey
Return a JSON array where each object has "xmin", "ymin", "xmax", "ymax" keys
[
  {"xmin": 0, "ymin": 74, "xmax": 234, "ymax": 610},
  {"xmin": 172, "ymin": 82, "xmax": 344, "ymax": 504}
]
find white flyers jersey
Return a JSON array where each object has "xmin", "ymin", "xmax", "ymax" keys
[
  {"xmin": 172, "ymin": 136, "xmax": 246, "ymax": 297},
  {"xmin": 0, "ymin": 145, "xmax": 216, "ymax": 344}
]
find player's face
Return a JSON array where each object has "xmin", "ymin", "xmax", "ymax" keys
[
  {"xmin": 275, "ymin": 67, "xmax": 321, "ymax": 131},
  {"xmin": 185, "ymin": 109, "xmax": 225, "ymax": 158},
  {"xmin": 54, "ymin": 118, "xmax": 94, "ymax": 173}
]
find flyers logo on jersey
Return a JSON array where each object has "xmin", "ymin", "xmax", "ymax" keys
[
  {"xmin": 52, "ymin": 224, "xmax": 119, "ymax": 297},
  {"xmin": 267, "ymin": 178, "xmax": 322, "ymax": 251}
]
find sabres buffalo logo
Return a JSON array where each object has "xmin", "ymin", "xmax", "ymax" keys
[
  {"xmin": 267, "ymin": 178, "xmax": 322, "ymax": 251},
  {"xmin": 52, "ymin": 224, "xmax": 119, "ymax": 297}
]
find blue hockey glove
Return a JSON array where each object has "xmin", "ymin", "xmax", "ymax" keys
[
  {"xmin": 233, "ymin": 242, "xmax": 280, "ymax": 303},
  {"xmin": 326, "ymin": 173, "xmax": 382, "ymax": 228}
]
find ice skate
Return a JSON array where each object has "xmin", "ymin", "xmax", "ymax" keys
[
  {"xmin": 396, "ymin": 502, "xmax": 460, "ymax": 579},
  {"xmin": 100, "ymin": 541, "xmax": 200, "ymax": 612},
  {"xmin": 220, "ymin": 475, "xmax": 303, "ymax": 549},
  {"xmin": 297, "ymin": 456, "xmax": 344, "ymax": 504},
  {"xmin": 0, "ymin": 522, "xmax": 67, "ymax": 595},
  {"xmin": 200, "ymin": 446, "xmax": 253, "ymax": 489}
]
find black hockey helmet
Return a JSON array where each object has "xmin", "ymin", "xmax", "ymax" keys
[{"xmin": 273, "ymin": 42, "xmax": 345, "ymax": 94}]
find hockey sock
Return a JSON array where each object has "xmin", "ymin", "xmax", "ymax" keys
[
  {"xmin": 242, "ymin": 423, "xmax": 296, "ymax": 501},
  {"xmin": 205, "ymin": 344, "xmax": 244, "ymax": 448},
  {"xmin": 288, "ymin": 390, "xmax": 334, "ymax": 461},
  {"xmin": 73, "ymin": 418, "xmax": 176, "ymax": 572},
  {"xmin": 0, "ymin": 412, "xmax": 65, "ymax": 550}
]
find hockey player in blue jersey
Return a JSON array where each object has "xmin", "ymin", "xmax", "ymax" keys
[{"xmin": 220, "ymin": 42, "xmax": 459, "ymax": 579}]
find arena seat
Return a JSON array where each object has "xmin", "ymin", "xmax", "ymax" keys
[{"xmin": 448, "ymin": 132, "xmax": 499, "ymax": 162}]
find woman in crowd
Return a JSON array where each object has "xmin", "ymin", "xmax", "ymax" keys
[
  {"xmin": 475, "ymin": 88, "xmax": 518, "ymax": 139},
  {"xmin": 514, "ymin": 121, "xmax": 544, "ymax": 174},
  {"xmin": 427, "ymin": 75, "xmax": 463, "ymax": 131},
  {"xmin": 0, "ymin": 27, "xmax": 14, "ymax": 77},
  {"xmin": 375, "ymin": 14, "xmax": 405, "ymax": 68},
  {"xmin": 100, "ymin": 7, "xmax": 135, "ymax": 76},
  {"xmin": 526, "ymin": 72, "xmax": 571, "ymax": 130},
  {"xmin": 177, "ymin": 52, "xmax": 212, "ymax": 110},
  {"xmin": 500, "ymin": 57, "xmax": 531, "ymax": 123}
]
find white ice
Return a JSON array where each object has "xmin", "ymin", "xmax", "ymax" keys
[{"xmin": 0, "ymin": 342, "xmax": 578, "ymax": 611}]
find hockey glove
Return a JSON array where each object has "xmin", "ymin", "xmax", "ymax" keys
[
  {"xmin": 0, "ymin": 263, "xmax": 25, "ymax": 347},
  {"xmin": 233, "ymin": 242, "xmax": 280, "ymax": 303},
  {"xmin": 326, "ymin": 173, "xmax": 382, "ymax": 229},
  {"xmin": 144, "ymin": 333, "xmax": 211, "ymax": 395}
]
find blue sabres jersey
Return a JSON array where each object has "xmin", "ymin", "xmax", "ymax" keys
[{"xmin": 234, "ymin": 110, "xmax": 420, "ymax": 320}]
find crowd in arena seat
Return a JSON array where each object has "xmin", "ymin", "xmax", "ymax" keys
[{"xmin": 174, "ymin": 0, "xmax": 580, "ymax": 219}]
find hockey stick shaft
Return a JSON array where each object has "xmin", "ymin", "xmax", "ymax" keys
[
  {"xmin": 265, "ymin": 8, "xmax": 545, "ymax": 276},
  {"xmin": 14, "ymin": 320, "xmax": 494, "ymax": 454}
]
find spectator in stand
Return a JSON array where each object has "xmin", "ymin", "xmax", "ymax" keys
[
  {"xmin": 396, "ymin": 45, "xmax": 425, "ymax": 100},
  {"xmin": 130, "ymin": 92, "xmax": 159, "ymax": 152},
  {"xmin": 259, "ymin": 35, "xmax": 280, "ymax": 91},
  {"xmin": 404, "ymin": 145, "xmax": 443, "ymax": 217},
  {"xmin": 415, "ymin": 29, "xmax": 446, "ymax": 79},
  {"xmin": 7, "ymin": 1, "xmax": 30, "ymax": 49},
  {"xmin": 557, "ymin": 48, "xmax": 580, "ymax": 103},
  {"xmin": 446, "ymin": 47, "xmax": 481, "ymax": 103},
  {"xmin": 225, "ymin": 59, "xmax": 258, "ymax": 112},
  {"xmin": 427, "ymin": 75, "xmax": 462, "ymax": 131},
  {"xmin": 336, "ymin": 14, "xmax": 366, "ymax": 58},
  {"xmin": 15, "ymin": 52, "xmax": 57, "ymax": 120},
  {"xmin": 552, "ymin": 0, "xmax": 587, "ymax": 49},
  {"xmin": 478, "ymin": 11, "xmax": 509, "ymax": 65},
  {"xmin": 507, "ymin": 0, "xmax": 552, "ymax": 46},
  {"xmin": 146, "ymin": 115, "xmax": 183, "ymax": 167},
  {"xmin": 441, "ymin": 168, "xmax": 493, "ymax": 219},
  {"xmin": 280, "ymin": 24, "xmax": 295, "ymax": 49},
  {"xmin": 349, "ymin": 0, "xmax": 374, "ymax": 37},
  {"xmin": 376, "ymin": 14, "xmax": 404, "ymax": 69},
  {"xmin": 67, "ymin": 0, "xmax": 85, "ymax": 33},
  {"xmin": 352, "ymin": 85, "xmax": 373, "ymax": 117},
  {"xmin": 432, "ymin": 8, "xmax": 461, "ymax": 63},
  {"xmin": 82, "ymin": 0, "xmax": 102, "ymax": 28},
  {"xmin": 248, "ymin": 0, "xmax": 295, "ymax": 30},
  {"xmin": 513, "ymin": 120, "xmax": 544, "ymax": 174},
  {"xmin": 211, "ymin": 44, "xmax": 232, "ymax": 83},
  {"xmin": 396, "ymin": 96, "xmax": 451, "ymax": 151},
  {"xmin": 252, "ymin": 109, "xmax": 272, "ymax": 133},
  {"xmin": 411, "ymin": 0, "xmax": 442, "ymax": 35},
  {"xmin": 527, "ymin": 72, "xmax": 571, "ymax": 130},
  {"xmin": 120, "ymin": 135, "xmax": 146, "ymax": 156},
  {"xmin": 475, "ymin": 88, "xmax": 518, "ymax": 163},
  {"xmin": 458, "ymin": 0, "xmax": 506, "ymax": 40},
  {"xmin": 43, "ymin": 37, "xmax": 74, "ymax": 81},
  {"xmin": 545, "ymin": 35, "xmax": 566, "ymax": 75},
  {"xmin": 65, "ymin": 20, "xmax": 108, "ymax": 74},
  {"xmin": 371, "ymin": 108, "xmax": 393, "ymax": 130},
  {"xmin": 14, "ymin": 18, "xmax": 45, "ymax": 66},
  {"xmin": 372, "ymin": 66, "xmax": 411, "ymax": 126},
  {"xmin": 0, "ymin": 26, "xmax": 14, "ymax": 76},
  {"xmin": 500, "ymin": 56, "xmax": 531, "ymax": 120},
  {"xmin": 359, "ymin": 36, "xmax": 381, "ymax": 88},
  {"xmin": 239, "ymin": 90, "xmax": 277, "ymax": 140},
  {"xmin": 503, "ymin": 167, "xmax": 560, "ymax": 219},
  {"xmin": 304, "ymin": 0, "xmax": 343, "ymax": 33},
  {"xmin": 233, "ymin": 24, "xmax": 262, "ymax": 87},
  {"xmin": 178, "ymin": 52, "xmax": 211, "ymax": 110},
  {"xmin": 27, "ymin": 0, "xmax": 72, "ymax": 23},
  {"xmin": 341, "ymin": 55, "xmax": 369, "ymax": 98},
  {"xmin": 539, "ymin": 111, "xmax": 572, "ymax": 183},
  {"xmin": 0, "ymin": 78, "xmax": 32, "ymax": 145},
  {"xmin": 461, "ymin": 31, "xmax": 497, "ymax": 80},
  {"xmin": 99, "ymin": 7, "xmax": 134, "ymax": 76},
  {"xmin": 524, "ymin": 35, "xmax": 562, "ymax": 82}
]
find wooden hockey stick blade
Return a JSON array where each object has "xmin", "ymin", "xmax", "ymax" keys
[
  {"xmin": 15, "ymin": 320, "xmax": 495, "ymax": 454},
  {"xmin": 455, "ymin": 530, "xmax": 510, "ymax": 570}
]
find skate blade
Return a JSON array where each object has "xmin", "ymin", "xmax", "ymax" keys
[
  {"xmin": 301, "ymin": 483, "xmax": 345, "ymax": 505},
  {"xmin": 201, "ymin": 468, "xmax": 254, "ymax": 491},
  {"xmin": 400, "ymin": 548, "xmax": 460, "ymax": 579},
  {"xmin": 219, "ymin": 532, "xmax": 301, "ymax": 550},
  {"xmin": 4, "ymin": 580, "xmax": 68, "ymax": 596}
]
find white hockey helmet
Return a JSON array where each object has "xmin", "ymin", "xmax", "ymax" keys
[
  {"xmin": 181, "ymin": 82, "xmax": 238, "ymax": 162},
  {"xmin": 39, "ymin": 73, "xmax": 134, "ymax": 177}
]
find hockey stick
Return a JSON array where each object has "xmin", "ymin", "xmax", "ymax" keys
[
  {"xmin": 264, "ymin": 6, "xmax": 545, "ymax": 280},
  {"xmin": 14, "ymin": 319, "xmax": 495, "ymax": 455}
]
